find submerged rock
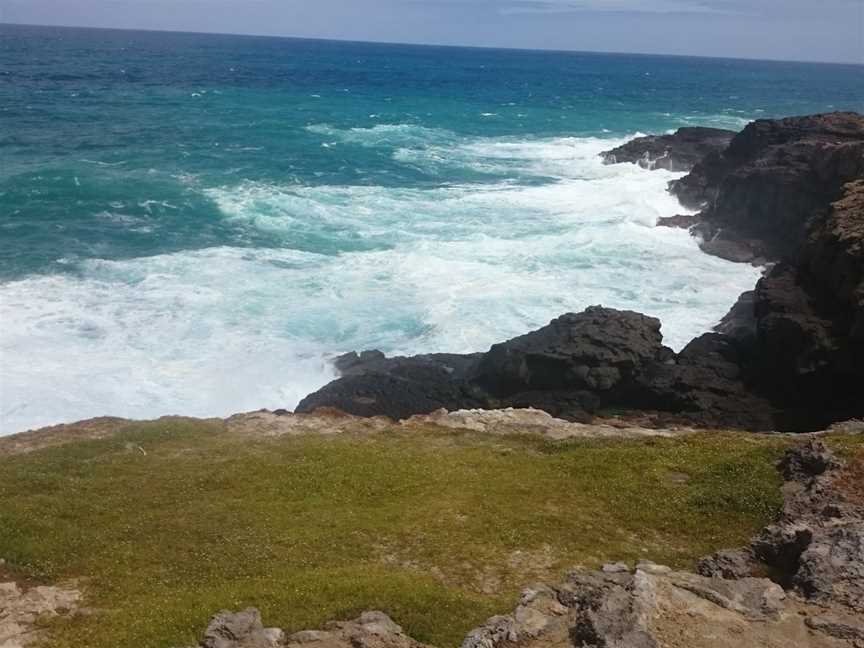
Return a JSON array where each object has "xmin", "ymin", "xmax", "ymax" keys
[{"xmin": 600, "ymin": 126, "xmax": 736, "ymax": 172}]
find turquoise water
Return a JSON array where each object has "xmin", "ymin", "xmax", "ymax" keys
[{"xmin": 1, "ymin": 24, "xmax": 862, "ymax": 433}]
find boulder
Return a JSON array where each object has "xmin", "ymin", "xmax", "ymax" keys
[
  {"xmin": 473, "ymin": 307, "xmax": 667, "ymax": 397},
  {"xmin": 601, "ymin": 127, "xmax": 735, "ymax": 172}
]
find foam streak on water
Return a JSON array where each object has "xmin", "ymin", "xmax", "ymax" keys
[{"xmin": 0, "ymin": 130, "xmax": 762, "ymax": 434}]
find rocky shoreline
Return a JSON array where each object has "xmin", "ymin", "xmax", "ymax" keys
[{"xmin": 297, "ymin": 112, "xmax": 864, "ymax": 433}]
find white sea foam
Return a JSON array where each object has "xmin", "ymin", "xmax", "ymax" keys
[{"xmin": 0, "ymin": 129, "xmax": 762, "ymax": 434}]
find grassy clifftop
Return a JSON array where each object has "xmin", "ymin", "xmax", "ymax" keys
[{"xmin": 1, "ymin": 414, "xmax": 860, "ymax": 648}]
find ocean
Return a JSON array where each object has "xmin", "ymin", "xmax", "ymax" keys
[{"xmin": 1, "ymin": 23, "xmax": 862, "ymax": 434}]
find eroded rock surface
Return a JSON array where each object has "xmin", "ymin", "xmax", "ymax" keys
[
  {"xmin": 401, "ymin": 407, "xmax": 688, "ymax": 439},
  {"xmin": 670, "ymin": 113, "xmax": 864, "ymax": 244}
]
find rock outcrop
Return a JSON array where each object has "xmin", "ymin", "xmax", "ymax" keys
[
  {"xmin": 752, "ymin": 441, "xmax": 864, "ymax": 613},
  {"xmin": 297, "ymin": 307, "xmax": 777, "ymax": 430},
  {"xmin": 607, "ymin": 113, "xmax": 864, "ymax": 430},
  {"xmin": 461, "ymin": 567, "xmax": 814, "ymax": 648},
  {"xmin": 670, "ymin": 115, "xmax": 864, "ymax": 254},
  {"xmin": 600, "ymin": 126, "xmax": 736, "ymax": 172}
]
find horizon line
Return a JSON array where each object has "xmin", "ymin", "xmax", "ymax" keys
[{"xmin": 2, "ymin": 21, "xmax": 863, "ymax": 68}]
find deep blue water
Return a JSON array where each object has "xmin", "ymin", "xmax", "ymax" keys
[{"xmin": 1, "ymin": 23, "xmax": 862, "ymax": 433}]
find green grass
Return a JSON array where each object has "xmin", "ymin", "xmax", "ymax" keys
[{"xmin": 1, "ymin": 420, "xmax": 854, "ymax": 648}]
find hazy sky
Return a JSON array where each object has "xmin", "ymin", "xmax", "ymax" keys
[{"xmin": 1, "ymin": 0, "xmax": 862, "ymax": 63}]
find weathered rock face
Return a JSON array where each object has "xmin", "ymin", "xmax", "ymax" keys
[
  {"xmin": 659, "ymin": 113, "xmax": 864, "ymax": 431},
  {"xmin": 748, "ymin": 180, "xmax": 864, "ymax": 431},
  {"xmin": 600, "ymin": 126, "xmax": 736, "ymax": 172},
  {"xmin": 670, "ymin": 112, "xmax": 864, "ymax": 260},
  {"xmin": 629, "ymin": 332, "xmax": 776, "ymax": 430},
  {"xmin": 183, "ymin": 611, "xmax": 432, "ymax": 648},
  {"xmin": 696, "ymin": 548, "xmax": 755, "ymax": 580}
]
